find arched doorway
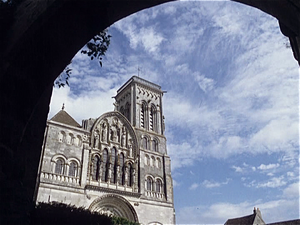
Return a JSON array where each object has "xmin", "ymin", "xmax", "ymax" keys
[{"xmin": 89, "ymin": 194, "xmax": 138, "ymax": 223}]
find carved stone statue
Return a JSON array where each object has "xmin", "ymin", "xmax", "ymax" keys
[
  {"xmin": 94, "ymin": 131, "xmax": 99, "ymax": 148},
  {"xmin": 128, "ymin": 138, "xmax": 133, "ymax": 157},
  {"xmin": 121, "ymin": 127, "xmax": 126, "ymax": 147},
  {"xmin": 101, "ymin": 123, "xmax": 107, "ymax": 142}
]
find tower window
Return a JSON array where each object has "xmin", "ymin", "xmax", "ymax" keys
[
  {"xmin": 150, "ymin": 105, "xmax": 157, "ymax": 131},
  {"xmin": 141, "ymin": 102, "xmax": 147, "ymax": 128},
  {"xmin": 151, "ymin": 156, "xmax": 155, "ymax": 167},
  {"xmin": 55, "ymin": 158, "xmax": 64, "ymax": 175},
  {"xmin": 157, "ymin": 158, "xmax": 161, "ymax": 168},
  {"xmin": 142, "ymin": 137, "xmax": 148, "ymax": 149},
  {"xmin": 145, "ymin": 154, "xmax": 150, "ymax": 166},
  {"xmin": 69, "ymin": 161, "xmax": 78, "ymax": 177},
  {"xmin": 156, "ymin": 179, "xmax": 162, "ymax": 193},
  {"xmin": 146, "ymin": 177, "xmax": 153, "ymax": 191},
  {"xmin": 151, "ymin": 140, "xmax": 158, "ymax": 152}
]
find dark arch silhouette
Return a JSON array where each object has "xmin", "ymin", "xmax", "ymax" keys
[{"xmin": 0, "ymin": 1, "xmax": 299, "ymax": 224}]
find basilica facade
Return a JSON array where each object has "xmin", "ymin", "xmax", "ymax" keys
[{"xmin": 36, "ymin": 76, "xmax": 175, "ymax": 225}]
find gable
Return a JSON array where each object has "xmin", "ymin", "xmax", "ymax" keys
[{"xmin": 50, "ymin": 110, "xmax": 81, "ymax": 127}]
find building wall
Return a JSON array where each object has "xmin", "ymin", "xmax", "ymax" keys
[{"xmin": 36, "ymin": 77, "xmax": 175, "ymax": 225}]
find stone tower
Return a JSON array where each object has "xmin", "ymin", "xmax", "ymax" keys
[{"xmin": 36, "ymin": 76, "xmax": 175, "ymax": 225}]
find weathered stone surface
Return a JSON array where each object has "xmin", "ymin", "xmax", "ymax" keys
[
  {"xmin": 36, "ymin": 76, "xmax": 175, "ymax": 225},
  {"xmin": 0, "ymin": 0, "xmax": 299, "ymax": 223}
]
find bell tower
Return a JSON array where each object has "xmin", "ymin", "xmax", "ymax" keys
[
  {"xmin": 115, "ymin": 76, "xmax": 174, "ymax": 212},
  {"xmin": 115, "ymin": 76, "xmax": 165, "ymax": 135}
]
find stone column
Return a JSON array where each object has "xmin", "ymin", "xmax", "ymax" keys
[{"xmin": 80, "ymin": 143, "xmax": 90, "ymax": 187}]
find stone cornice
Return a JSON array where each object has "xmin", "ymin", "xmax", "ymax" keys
[
  {"xmin": 48, "ymin": 120, "xmax": 88, "ymax": 134},
  {"xmin": 117, "ymin": 76, "xmax": 163, "ymax": 95},
  {"xmin": 85, "ymin": 185, "xmax": 141, "ymax": 198}
]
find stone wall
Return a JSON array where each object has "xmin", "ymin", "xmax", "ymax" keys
[{"xmin": 0, "ymin": 0, "xmax": 299, "ymax": 223}]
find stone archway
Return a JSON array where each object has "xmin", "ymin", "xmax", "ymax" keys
[
  {"xmin": 89, "ymin": 194, "xmax": 139, "ymax": 222},
  {"xmin": 0, "ymin": 1, "xmax": 299, "ymax": 224}
]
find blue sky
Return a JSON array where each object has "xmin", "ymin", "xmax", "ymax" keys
[{"xmin": 48, "ymin": 1, "xmax": 299, "ymax": 224}]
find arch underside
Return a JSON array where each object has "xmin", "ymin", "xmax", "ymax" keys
[
  {"xmin": 89, "ymin": 194, "xmax": 138, "ymax": 222},
  {"xmin": 0, "ymin": 0, "xmax": 299, "ymax": 223}
]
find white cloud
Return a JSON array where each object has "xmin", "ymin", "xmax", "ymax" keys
[
  {"xmin": 49, "ymin": 85, "xmax": 116, "ymax": 123},
  {"xmin": 232, "ymin": 165, "xmax": 243, "ymax": 173},
  {"xmin": 189, "ymin": 183, "xmax": 199, "ymax": 190},
  {"xmin": 287, "ymin": 172, "xmax": 295, "ymax": 177},
  {"xmin": 194, "ymin": 73, "xmax": 215, "ymax": 93},
  {"xmin": 257, "ymin": 163, "xmax": 280, "ymax": 170},
  {"xmin": 177, "ymin": 197, "xmax": 299, "ymax": 224},
  {"xmin": 282, "ymin": 181, "xmax": 300, "ymax": 199},
  {"xmin": 202, "ymin": 179, "xmax": 230, "ymax": 189},
  {"xmin": 168, "ymin": 142, "xmax": 201, "ymax": 170},
  {"xmin": 256, "ymin": 176, "xmax": 287, "ymax": 188},
  {"xmin": 114, "ymin": 19, "xmax": 164, "ymax": 55},
  {"xmin": 173, "ymin": 179, "xmax": 180, "ymax": 187}
]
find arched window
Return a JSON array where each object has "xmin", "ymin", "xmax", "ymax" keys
[
  {"xmin": 149, "ymin": 105, "xmax": 156, "ymax": 131},
  {"xmin": 157, "ymin": 158, "xmax": 161, "ymax": 168},
  {"xmin": 110, "ymin": 147, "xmax": 118, "ymax": 184},
  {"xmin": 142, "ymin": 137, "xmax": 148, "ymax": 149},
  {"xmin": 92, "ymin": 156, "xmax": 100, "ymax": 180},
  {"xmin": 125, "ymin": 102, "xmax": 130, "ymax": 121},
  {"xmin": 102, "ymin": 149, "xmax": 109, "ymax": 182},
  {"xmin": 151, "ymin": 156, "xmax": 155, "ymax": 167},
  {"xmin": 128, "ymin": 163, "xmax": 134, "ymax": 187},
  {"xmin": 145, "ymin": 155, "xmax": 150, "ymax": 166},
  {"xmin": 156, "ymin": 179, "xmax": 162, "ymax": 193},
  {"xmin": 119, "ymin": 153, "xmax": 125, "ymax": 185},
  {"xmin": 69, "ymin": 161, "xmax": 78, "ymax": 177},
  {"xmin": 141, "ymin": 103, "xmax": 147, "ymax": 128},
  {"xmin": 76, "ymin": 135, "xmax": 82, "ymax": 147},
  {"xmin": 66, "ymin": 133, "xmax": 73, "ymax": 145},
  {"xmin": 146, "ymin": 177, "xmax": 153, "ymax": 191},
  {"xmin": 151, "ymin": 139, "xmax": 158, "ymax": 152},
  {"xmin": 55, "ymin": 158, "xmax": 64, "ymax": 175},
  {"xmin": 58, "ymin": 131, "xmax": 66, "ymax": 142}
]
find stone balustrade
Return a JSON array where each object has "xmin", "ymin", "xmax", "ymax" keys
[
  {"xmin": 41, "ymin": 172, "xmax": 79, "ymax": 185},
  {"xmin": 145, "ymin": 191, "xmax": 164, "ymax": 199}
]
